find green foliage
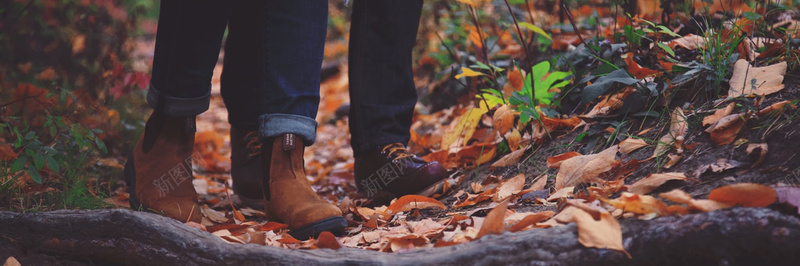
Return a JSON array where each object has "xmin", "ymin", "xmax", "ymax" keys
[{"xmin": 509, "ymin": 61, "xmax": 572, "ymax": 123}]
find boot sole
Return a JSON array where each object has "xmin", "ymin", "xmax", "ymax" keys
[{"xmin": 289, "ymin": 216, "xmax": 348, "ymax": 240}]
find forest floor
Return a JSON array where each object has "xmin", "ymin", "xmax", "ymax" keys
[{"xmin": 2, "ymin": 0, "xmax": 800, "ymax": 265}]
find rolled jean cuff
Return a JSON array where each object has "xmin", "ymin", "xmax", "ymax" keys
[
  {"xmin": 146, "ymin": 84, "xmax": 211, "ymax": 117},
  {"xmin": 259, "ymin": 114, "xmax": 318, "ymax": 145}
]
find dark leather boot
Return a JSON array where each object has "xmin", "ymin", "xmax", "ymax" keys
[
  {"xmin": 262, "ymin": 133, "xmax": 346, "ymax": 240},
  {"xmin": 124, "ymin": 111, "xmax": 202, "ymax": 223},
  {"xmin": 230, "ymin": 127, "xmax": 264, "ymax": 208},
  {"xmin": 355, "ymin": 143, "xmax": 448, "ymax": 205}
]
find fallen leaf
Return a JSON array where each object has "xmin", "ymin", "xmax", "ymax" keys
[
  {"xmin": 728, "ymin": 60, "xmax": 787, "ymax": 97},
  {"xmin": 708, "ymin": 183, "xmax": 776, "ymax": 207},
  {"xmin": 507, "ymin": 66, "xmax": 525, "ymax": 91},
  {"xmin": 653, "ymin": 107, "xmax": 688, "ymax": 158},
  {"xmin": 494, "ymin": 174, "xmax": 526, "ymax": 201},
  {"xmin": 693, "ymin": 158, "xmax": 744, "ymax": 178},
  {"xmin": 547, "ymin": 151, "xmax": 582, "ymax": 168},
  {"xmin": 757, "ymin": 100, "xmax": 794, "ymax": 117},
  {"xmin": 618, "ymin": 138, "xmax": 648, "ymax": 154},
  {"xmin": 315, "ymin": 231, "xmax": 342, "ymax": 249},
  {"xmin": 659, "ymin": 189, "xmax": 694, "ymax": 204},
  {"xmin": 547, "ymin": 186, "xmax": 575, "ymax": 201},
  {"xmin": 703, "ymin": 103, "xmax": 735, "ymax": 126},
  {"xmin": 705, "ymin": 113, "xmax": 747, "ymax": 145},
  {"xmin": 4, "ymin": 257, "xmax": 21, "ymax": 266},
  {"xmin": 385, "ymin": 234, "xmax": 429, "ymax": 252},
  {"xmin": 571, "ymin": 208, "xmax": 629, "ymax": 257},
  {"xmin": 492, "ymin": 104, "xmax": 516, "ymax": 134},
  {"xmin": 385, "ymin": 195, "xmax": 446, "ymax": 216},
  {"xmin": 628, "ymin": 173, "xmax": 688, "ymax": 195},
  {"xmin": 554, "ymin": 146, "xmax": 619, "ymax": 189},
  {"xmin": 746, "ymin": 143, "xmax": 768, "ymax": 168},
  {"xmin": 662, "ymin": 34, "xmax": 705, "ymax": 50},
  {"xmin": 476, "ymin": 200, "xmax": 508, "ymax": 239},
  {"xmin": 260, "ymin": 222, "xmax": 289, "ymax": 232},
  {"xmin": 508, "ymin": 211, "xmax": 556, "ymax": 232},
  {"xmin": 441, "ymin": 107, "xmax": 488, "ymax": 149},
  {"xmin": 688, "ymin": 199, "xmax": 732, "ymax": 212},
  {"xmin": 490, "ymin": 147, "xmax": 526, "ymax": 169},
  {"xmin": 602, "ymin": 192, "xmax": 669, "ymax": 216},
  {"xmin": 528, "ymin": 174, "xmax": 549, "ymax": 191},
  {"xmin": 624, "ymin": 52, "xmax": 659, "ymax": 79},
  {"xmin": 662, "ymin": 153, "xmax": 683, "ymax": 169}
]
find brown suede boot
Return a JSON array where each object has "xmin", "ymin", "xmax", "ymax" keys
[
  {"xmin": 262, "ymin": 133, "xmax": 346, "ymax": 240},
  {"xmin": 124, "ymin": 111, "xmax": 202, "ymax": 223}
]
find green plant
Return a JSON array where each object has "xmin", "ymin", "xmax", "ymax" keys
[{"xmin": 510, "ymin": 61, "xmax": 572, "ymax": 123}]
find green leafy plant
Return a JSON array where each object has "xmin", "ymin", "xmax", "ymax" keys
[{"xmin": 509, "ymin": 61, "xmax": 572, "ymax": 123}]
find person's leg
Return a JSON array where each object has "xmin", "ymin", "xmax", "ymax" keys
[
  {"xmin": 349, "ymin": 0, "xmax": 447, "ymax": 204},
  {"xmin": 124, "ymin": 0, "xmax": 231, "ymax": 223},
  {"xmin": 222, "ymin": 0, "xmax": 345, "ymax": 239}
]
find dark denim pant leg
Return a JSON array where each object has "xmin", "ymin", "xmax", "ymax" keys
[
  {"xmin": 148, "ymin": 0, "xmax": 231, "ymax": 117},
  {"xmin": 222, "ymin": 0, "xmax": 327, "ymax": 145},
  {"xmin": 348, "ymin": 0, "xmax": 424, "ymax": 157}
]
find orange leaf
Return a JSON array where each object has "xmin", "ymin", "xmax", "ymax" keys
[
  {"xmin": 490, "ymin": 148, "xmax": 526, "ymax": 169},
  {"xmin": 546, "ymin": 151, "xmax": 582, "ymax": 168},
  {"xmin": 507, "ymin": 66, "xmax": 524, "ymax": 91},
  {"xmin": 708, "ymin": 183, "xmax": 777, "ymax": 207},
  {"xmin": 602, "ymin": 192, "xmax": 669, "ymax": 215},
  {"xmin": 554, "ymin": 146, "xmax": 619, "ymax": 189},
  {"xmin": 385, "ymin": 195, "xmax": 446, "ymax": 215},
  {"xmin": 494, "ymin": 174, "xmax": 526, "ymax": 201},
  {"xmin": 508, "ymin": 211, "xmax": 555, "ymax": 232},
  {"xmin": 628, "ymin": 173, "xmax": 688, "ymax": 195},
  {"xmin": 571, "ymin": 208, "xmax": 629, "ymax": 257},
  {"xmin": 705, "ymin": 113, "xmax": 747, "ymax": 145},
  {"xmin": 260, "ymin": 222, "xmax": 289, "ymax": 232},
  {"xmin": 314, "ymin": 231, "xmax": 342, "ymax": 249},
  {"xmin": 476, "ymin": 201, "xmax": 508, "ymax": 239},
  {"xmin": 757, "ymin": 100, "xmax": 794, "ymax": 117},
  {"xmin": 492, "ymin": 104, "xmax": 516, "ymax": 134},
  {"xmin": 624, "ymin": 52, "xmax": 659, "ymax": 79}
]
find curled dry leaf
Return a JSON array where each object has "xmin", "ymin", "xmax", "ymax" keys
[
  {"xmin": 708, "ymin": 183, "xmax": 776, "ymax": 207},
  {"xmin": 757, "ymin": 100, "xmax": 794, "ymax": 117},
  {"xmin": 628, "ymin": 173, "xmax": 688, "ymax": 195},
  {"xmin": 508, "ymin": 211, "xmax": 555, "ymax": 232},
  {"xmin": 703, "ymin": 103, "xmax": 735, "ymax": 126},
  {"xmin": 492, "ymin": 104, "xmax": 516, "ymax": 134},
  {"xmin": 571, "ymin": 208, "xmax": 630, "ymax": 257},
  {"xmin": 494, "ymin": 173, "xmax": 526, "ymax": 201},
  {"xmin": 705, "ymin": 113, "xmax": 747, "ymax": 145},
  {"xmin": 602, "ymin": 192, "xmax": 669, "ymax": 216},
  {"xmin": 554, "ymin": 146, "xmax": 619, "ymax": 190},
  {"xmin": 547, "ymin": 186, "xmax": 575, "ymax": 201},
  {"xmin": 663, "ymin": 153, "xmax": 683, "ymax": 169},
  {"xmin": 385, "ymin": 195, "xmax": 446, "ymax": 216},
  {"xmin": 728, "ymin": 60, "xmax": 787, "ymax": 98},
  {"xmin": 475, "ymin": 200, "xmax": 508, "ymax": 239},
  {"xmin": 490, "ymin": 147, "xmax": 526, "ymax": 169},
  {"xmin": 315, "ymin": 231, "xmax": 342, "ymax": 250},
  {"xmin": 746, "ymin": 143, "xmax": 768, "ymax": 168},
  {"xmin": 653, "ymin": 107, "xmax": 688, "ymax": 158},
  {"xmin": 662, "ymin": 34, "xmax": 705, "ymax": 50},
  {"xmin": 618, "ymin": 138, "xmax": 648, "ymax": 154},
  {"xmin": 505, "ymin": 129, "xmax": 522, "ymax": 151},
  {"xmin": 547, "ymin": 151, "xmax": 582, "ymax": 168}
]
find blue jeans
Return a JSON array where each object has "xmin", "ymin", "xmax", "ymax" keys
[
  {"xmin": 147, "ymin": 0, "xmax": 327, "ymax": 144},
  {"xmin": 349, "ymin": 0, "xmax": 423, "ymax": 157}
]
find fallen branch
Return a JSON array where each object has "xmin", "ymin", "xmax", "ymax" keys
[{"xmin": 1, "ymin": 208, "xmax": 799, "ymax": 265}]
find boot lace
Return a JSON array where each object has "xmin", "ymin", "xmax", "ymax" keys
[
  {"xmin": 380, "ymin": 143, "xmax": 415, "ymax": 160},
  {"xmin": 244, "ymin": 131, "xmax": 262, "ymax": 159}
]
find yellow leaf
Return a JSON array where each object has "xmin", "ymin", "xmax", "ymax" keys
[
  {"xmin": 519, "ymin": 22, "xmax": 552, "ymax": 40},
  {"xmin": 441, "ymin": 107, "xmax": 488, "ymax": 149},
  {"xmin": 455, "ymin": 67, "xmax": 486, "ymax": 79}
]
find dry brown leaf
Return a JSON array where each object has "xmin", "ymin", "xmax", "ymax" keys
[
  {"xmin": 547, "ymin": 151, "xmax": 582, "ymax": 168},
  {"xmin": 708, "ymin": 183, "xmax": 776, "ymax": 207},
  {"xmin": 507, "ymin": 66, "xmax": 525, "ymax": 91},
  {"xmin": 757, "ymin": 100, "xmax": 794, "ymax": 117},
  {"xmin": 315, "ymin": 231, "xmax": 342, "ymax": 249},
  {"xmin": 476, "ymin": 200, "xmax": 508, "ymax": 239},
  {"xmin": 528, "ymin": 174, "xmax": 549, "ymax": 191},
  {"xmin": 3, "ymin": 257, "xmax": 21, "ymax": 266},
  {"xmin": 547, "ymin": 186, "xmax": 575, "ymax": 201},
  {"xmin": 603, "ymin": 192, "xmax": 669, "ymax": 216},
  {"xmin": 728, "ymin": 60, "xmax": 787, "ymax": 98},
  {"xmin": 260, "ymin": 222, "xmax": 289, "ymax": 232},
  {"xmin": 663, "ymin": 34, "xmax": 705, "ymax": 50},
  {"xmin": 653, "ymin": 107, "xmax": 688, "ymax": 158},
  {"xmin": 618, "ymin": 138, "xmax": 648, "ymax": 154},
  {"xmin": 628, "ymin": 173, "xmax": 688, "ymax": 195},
  {"xmin": 490, "ymin": 147, "xmax": 526, "ymax": 169},
  {"xmin": 409, "ymin": 218, "xmax": 446, "ymax": 238},
  {"xmin": 624, "ymin": 52, "xmax": 659, "ymax": 79},
  {"xmin": 494, "ymin": 174, "xmax": 526, "ymax": 201},
  {"xmin": 663, "ymin": 153, "xmax": 683, "ymax": 169},
  {"xmin": 688, "ymin": 199, "xmax": 731, "ymax": 212},
  {"xmin": 703, "ymin": 103, "xmax": 735, "ymax": 126},
  {"xmin": 385, "ymin": 195, "xmax": 446, "ymax": 216},
  {"xmin": 746, "ymin": 143, "xmax": 768, "ymax": 168},
  {"xmin": 571, "ymin": 208, "xmax": 629, "ymax": 257},
  {"xmin": 705, "ymin": 113, "xmax": 747, "ymax": 145},
  {"xmin": 492, "ymin": 104, "xmax": 516, "ymax": 134},
  {"xmin": 659, "ymin": 189, "xmax": 693, "ymax": 204},
  {"xmin": 508, "ymin": 211, "xmax": 556, "ymax": 232},
  {"xmin": 554, "ymin": 146, "xmax": 619, "ymax": 189},
  {"xmin": 385, "ymin": 234, "xmax": 429, "ymax": 252}
]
